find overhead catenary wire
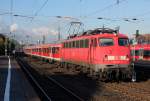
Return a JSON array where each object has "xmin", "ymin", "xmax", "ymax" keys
[
  {"xmin": 30, "ymin": 0, "xmax": 49, "ymax": 22},
  {"xmin": 0, "ymin": 12, "xmax": 11, "ymax": 15},
  {"xmin": 84, "ymin": 0, "xmax": 127, "ymax": 18},
  {"xmin": 10, "ymin": 0, "xmax": 13, "ymax": 24}
]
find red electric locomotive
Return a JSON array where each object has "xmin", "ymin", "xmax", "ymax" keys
[
  {"xmin": 23, "ymin": 28, "xmax": 133, "ymax": 80},
  {"xmin": 61, "ymin": 28, "xmax": 132, "ymax": 80}
]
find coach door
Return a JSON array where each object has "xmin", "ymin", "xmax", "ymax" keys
[
  {"xmin": 139, "ymin": 48, "xmax": 143, "ymax": 60},
  {"xmin": 89, "ymin": 38, "xmax": 97, "ymax": 63}
]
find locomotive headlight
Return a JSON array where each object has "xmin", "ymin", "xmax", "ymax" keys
[
  {"xmin": 107, "ymin": 56, "xmax": 115, "ymax": 60},
  {"xmin": 120, "ymin": 56, "xmax": 126, "ymax": 60}
]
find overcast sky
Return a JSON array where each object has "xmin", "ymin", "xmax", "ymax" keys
[{"xmin": 0, "ymin": 0, "xmax": 150, "ymax": 44}]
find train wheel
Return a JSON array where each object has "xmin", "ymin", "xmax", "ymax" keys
[
  {"xmin": 100, "ymin": 71, "xmax": 107, "ymax": 82},
  {"xmin": 131, "ymin": 70, "xmax": 136, "ymax": 82},
  {"xmin": 108, "ymin": 72, "xmax": 112, "ymax": 81},
  {"xmin": 60, "ymin": 62, "xmax": 63, "ymax": 68},
  {"xmin": 115, "ymin": 70, "xmax": 120, "ymax": 82},
  {"xmin": 64, "ymin": 62, "xmax": 68, "ymax": 69},
  {"xmin": 89, "ymin": 69, "xmax": 94, "ymax": 76}
]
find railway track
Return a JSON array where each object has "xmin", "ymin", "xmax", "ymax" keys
[
  {"xmin": 104, "ymin": 82, "xmax": 150, "ymax": 101},
  {"xmin": 21, "ymin": 57, "xmax": 150, "ymax": 101},
  {"xmin": 16, "ymin": 57, "xmax": 84, "ymax": 101}
]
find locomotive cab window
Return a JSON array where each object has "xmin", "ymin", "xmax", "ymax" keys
[
  {"xmin": 118, "ymin": 38, "xmax": 129, "ymax": 46},
  {"xmin": 99, "ymin": 38, "xmax": 114, "ymax": 46}
]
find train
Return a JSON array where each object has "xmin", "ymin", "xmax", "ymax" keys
[
  {"xmin": 23, "ymin": 28, "xmax": 133, "ymax": 81},
  {"xmin": 130, "ymin": 44, "xmax": 150, "ymax": 63}
]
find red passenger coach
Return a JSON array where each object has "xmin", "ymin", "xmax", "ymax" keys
[
  {"xmin": 50, "ymin": 44, "xmax": 61, "ymax": 61},
  {"xmin": 131, "ymin": 44, "xmax": 150, "ymax": 61},
  {"xmin": 61, "ymin": 28, "xmax": 132, "ymax": 80},
  {"xmin": 23, "ymin": 43, "xmax": 61, "ymax": 62}
]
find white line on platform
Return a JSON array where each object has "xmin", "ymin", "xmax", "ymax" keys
[{"xmin": 4, "ymin": 56, "xmax": 11, "ymax": 101}]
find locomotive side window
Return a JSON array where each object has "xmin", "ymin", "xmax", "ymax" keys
[
  {"xmin": 76, "ymin": 40, "xmax": 80, "ymax": 48},
  {"xmin": 80, "ymin": 40, "xmax": 84, "ymax": 48},
  {"xmin": 84, "ymin": 39, "xmax": 89, "ymax": 48},
  {"xmin": 119, "ymin": 38, "xmax": 129, "ymax": 46},
  {"xmin": 99, "ymin": 38, "xmax": 114, "ymax": 46},
  {"xmin": 73, "ymin": 41, "xmax": 75, "ymax": 48},
  {"xmin": 69, "ymin": 42, "xmax": 72, "ymax": 48}
]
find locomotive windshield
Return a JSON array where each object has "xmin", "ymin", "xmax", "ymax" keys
[
  {"xmin": 118, "ymin": 38, "xmax": 129, "ymax": 46},
  {"xmin": 99, "ymin": 38, "xmax": 114, "ymax": 46}
]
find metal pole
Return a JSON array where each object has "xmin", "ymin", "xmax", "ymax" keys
[
  {"xmin": 5, "ymin": 37, "xmax": 7, "ymax": 56},
  {"xmin": 132, "ymin": 38, "xmax": 136, "ymax": 82},
  {"xmin": 58, "ymin": 23, "xmax": 61, "ymax": 41}
]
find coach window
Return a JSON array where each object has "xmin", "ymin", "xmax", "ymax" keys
[
  {"xmin": 55, "ymin": 47, "xmax": 59, "ymax": 53},
  {"xmin": 45, "ymin": 48, "xmax": 46, "ymax": 53},
  {"xmin": 64, "ymin": 43, "xmax": 66, "ymax": 48},
  {"xmin": 64, "ymin": 42, "xmax": 66, "ymax": 48},
  {"xmin": 52, "ymin": 47, "xmax": 55, "ymax": 53},
  {"xmin": 43, "ymin": 48, "xmax": 45, "ymax": 53},
  {"xmin": 66, "ymin": 42, "xmax": 67, "ymax": 48},
  {"xmin": 99, "ymin": 38, "xmax": 114, "ymax": 46},
  {"xmin": 44, "ymin": 48, "xmax": 45, "ymax": 53},
  {"xmin": 131, "ymin": 50, "xmax": 140, "ymax": 56},
  {"xmin": 46, "ymin": 48, "xmax": 48, "ymax": 53},
  {"xmin": 144, "ymin": 50, "xmax": 150, "ymax": 57},
  {"xmin": 39, "ymin": 48, "xmax": 41, "ymax": 52},
  {"xmin": 49, "ymin": 47, "xmax": 51, "ymax": 53},
  {"xmin": 63, "ymin": 43, "xmax": 65, "ymax": 48}
]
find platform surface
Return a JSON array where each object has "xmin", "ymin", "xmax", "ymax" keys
[{"xmin": 0, "ymin": 56, "xmax": 41, "ymax": 101}]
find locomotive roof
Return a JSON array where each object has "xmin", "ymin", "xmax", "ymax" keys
[
  {"xmin": 64, "ymin": 28, "xmax": 128, "ymax": 42},
  {"xmin": 64, "ymin": 33, "xmax": 128, "ymax": 42}
]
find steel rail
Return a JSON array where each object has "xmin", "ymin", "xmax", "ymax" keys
[
  {"xmin": 17, "ymin": 58, "xmax": 52, "ymax": 101},
  {"xmin": 17, "ymin": 58, "xmax": 84, "ymax": 101},
  {"xmin": 47, "ymin": 76, "xmax": 84, "ymax": 101}
]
